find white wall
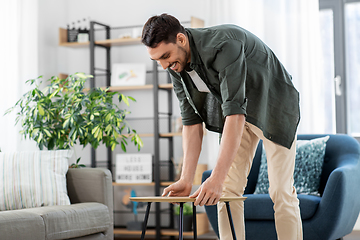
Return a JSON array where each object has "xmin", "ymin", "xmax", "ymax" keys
[
  {"xmin": 41, "ymin": 1, "xmax": 360, "ymax": 233},
  {"xmin": 38, "ymin": 0, "xmax": 68, "ymax": 79}
]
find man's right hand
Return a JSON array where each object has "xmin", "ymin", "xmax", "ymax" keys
[{"xmin": 162, "ymin": 179, "xmax": 192, "ymax": 197}]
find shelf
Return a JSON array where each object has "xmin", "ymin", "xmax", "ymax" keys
[
  {"xmin": 113, "ymin": 228, "xmax": 209, "ymax": 237},
  {"xmin": 83, "ymin": 84, "xmax": 173, "ymax": 92},
  {"xmin": 160, "ymin": 132, "xmax": 182, "ymax": 137},
  {"xmin": 96, "ymin": 37, "xmax": 141, "ymax": 47},
  {"xmin": 113, "ymin": 213, "xmax": 209, "ymax": 236},
  {"xmin": 121, "ymin": 133, "xmax": 154, "ymax": 138},
  {"xmin": 59, "ymin": 28, "xmax": 141, "ymax": 48},
  {"xmin": 108, "ymin": 85, "xmax": 154, "ymax": 91},
  {"xmin": 113, "ymin": 182, "xmax": 155, "ymax": 186},
  {"xmin": 159, "ymin": 83, "xmax": 173, "ymax": 89},
  {"xmin": 112, "ymin": 178, "xmax": 203, "ymax": 187},
  {"xmin": 109, "ymin": 84, "xmax": 173, "ymax": 91},
  {"xmin": 114, "ymin": 228, "xmax": 155, "ymax": 235},
  {"xmin": 112, "ymin": 182, "xmax": 175, "ymax": 187},
  {"xmin": 121, "ymin": 132, "xmax": 182, "ymax": 138},
  {"xmin": 162, "ymin": 229, "xmax": 209, "ymax": 236},
  {"xmin": 59, "ymin": 16, "xmax": 204, "ymax": 48}
]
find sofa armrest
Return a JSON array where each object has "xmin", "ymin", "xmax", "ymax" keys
[
  {"xmin": 308, "ymin": 154, "xmax": 360, "ymax": 239},
  {"xmin": 66, "ymin": 168, "xmax": 113, "ymax": 223}
]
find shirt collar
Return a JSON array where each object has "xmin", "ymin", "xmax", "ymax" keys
[{"xmin": 185, "ymin": 28, "xmax": 202, "ymax": 68}]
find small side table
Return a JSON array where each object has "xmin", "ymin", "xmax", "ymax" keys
[{"xmin": 130, "ymin": 196, "xmax": 246, "ymax": 240}]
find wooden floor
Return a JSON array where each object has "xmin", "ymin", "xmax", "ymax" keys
[
  {"xmin": 115, "ymin": 230, "xmax": 360, "ymax": 240},
  {"xmin": 344, "ymin": 230, "xmax": 360, "ymax": 240}
]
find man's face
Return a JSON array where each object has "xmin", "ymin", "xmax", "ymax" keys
[{"xmin": 147, "ymin": 34, "xmax": 190, "ymax": 73}]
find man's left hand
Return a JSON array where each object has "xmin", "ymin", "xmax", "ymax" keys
[{"xmin": 190, "ymin": 175, "xmax": 223, "ymax": 206}]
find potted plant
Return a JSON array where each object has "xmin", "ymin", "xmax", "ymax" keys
[
  {"xmin": 174, "ymin": 203, "xmax": 193, "ymax": 232},
  {"xmin": 5, "ymin": 73, "xmax": 143, "ymax": 166}
]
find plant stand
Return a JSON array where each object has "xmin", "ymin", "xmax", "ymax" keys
[{"xmin": 130, "ymin": 196, "xmax": 246, "ymax": 240}]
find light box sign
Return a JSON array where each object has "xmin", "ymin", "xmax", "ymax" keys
[{"xmin": 116, "ymin": 154, "xmax": 152, "ymax": 183}]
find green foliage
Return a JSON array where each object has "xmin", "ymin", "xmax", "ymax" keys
[
  {"xmin": 174, "ymin": 203, "xmax": 193, "ymax": 216},
  {"xmin": 6, "ymin": 73, "xmax": 143, "ymax": 162},
  {"xmin": 69, "ymin": 157, "xmax": 86, "ymax": 168}
]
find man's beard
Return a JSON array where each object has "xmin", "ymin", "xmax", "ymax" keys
[{"xmin": 176, "ymin": 45, "xmax": 189, "ymax": 72}]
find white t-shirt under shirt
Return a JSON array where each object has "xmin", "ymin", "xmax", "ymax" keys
[{"xmin": 187, "ymin": 70, "xmax": 210, "ymax": 93}]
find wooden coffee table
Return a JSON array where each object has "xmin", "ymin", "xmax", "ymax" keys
[{"xmin": 130, "ymin": 196, "xmax": 246, "ymax": 240}]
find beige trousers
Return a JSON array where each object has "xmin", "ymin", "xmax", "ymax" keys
[{"xmin": 218, "ymin": 122, "xmax": 303, "ymax": 240}]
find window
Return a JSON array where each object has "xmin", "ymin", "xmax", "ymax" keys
[
  {"xmin": 319, "ymin": 9, "xmax": 336, "ymax": 133},
  {"xmin": 345, "ymin": 2, "xmax": 360, "ymax": 136},
  {"xmin": 319, "ymin": 0, "xmax": 360, "ymax": 139}
]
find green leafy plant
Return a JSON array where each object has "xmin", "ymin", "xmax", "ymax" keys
[
  {"xmin": 174, "ymin": 203, "xmax": 193, "ymax": 216},
  {"xmin": 5, "ymin": 73, "xmax": 143, "ymax": 166},
  {"xmin": 69, "ymin": 157, "xmax": 86, "ymax": 168}
]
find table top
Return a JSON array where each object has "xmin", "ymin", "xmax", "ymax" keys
[{"xmin": 129, "ymin": 196, "xmax": 246, "ymax": 203}]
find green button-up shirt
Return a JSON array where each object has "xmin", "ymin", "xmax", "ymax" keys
[{"xmin": 167, "ymin": 24, "xmax": 300, "ymax": 149}]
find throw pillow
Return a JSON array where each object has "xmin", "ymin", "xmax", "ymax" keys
[
  {"xmin": 0, "ymin": 150, "xmax": 72, "ymax": 210},
  {"xmin": 254, "ymin": 136, "xmax": 330, "ymax": 195}
]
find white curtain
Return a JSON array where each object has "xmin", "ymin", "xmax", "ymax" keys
[
  {"xmin": 203, "ymin": 0, "xmax": 324, "ymax": 169},
  {"xmin": 0, "ymin": 0, "xmax": 39, "ymax": 152}
]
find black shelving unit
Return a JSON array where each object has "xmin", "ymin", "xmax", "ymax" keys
[
  {"xmin": 88, "ymin": 21, "xmax": 175, "ymax": 240},
  {"xmin": 89, "ymin": 21, "xmax": 112, "ymax": 171}
]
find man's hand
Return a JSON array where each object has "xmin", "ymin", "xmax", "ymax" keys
[
  {"xmin": 190, "ymin": 176, "xmax": 223, "ymax": 206},
  {"xmin": 162, "ymin": 179, "xmax": 192, "ymax": 197},
  {"xmin": 189, "ymin": 114, "xmax": 245, "ymax": 207}
]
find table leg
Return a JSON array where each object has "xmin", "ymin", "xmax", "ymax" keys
[
  {"xmin": 179, "ymin": 202, "xmax": 184, "ymax": 240},
  {"xmin": 140, "ymin": 202, "xmax": 152, "ymax": 240},
  {"xmin": 192, "ymin": 202, "xmax": 197, "ymax": 240},
  {"xmin": 225, "ymin": 201, "xmax": 237, "ymax": 240}
]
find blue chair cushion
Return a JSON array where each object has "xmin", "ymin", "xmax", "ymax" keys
[
  {"xmin": 244, "ymin": 194, "xmax": 321, "ymax": 220},
  {"xmin": 254, "ymin": 136, "xmax": 329, "ymax": 195}
]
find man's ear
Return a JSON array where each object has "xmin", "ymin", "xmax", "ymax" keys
[{"xmin": 176, "ymin": 33, "xmax": 187, "ymax": 46}]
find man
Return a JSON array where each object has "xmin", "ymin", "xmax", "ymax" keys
[{"xmin": 141, "ymin": 13, "xmax": 302, "ymax": 240}]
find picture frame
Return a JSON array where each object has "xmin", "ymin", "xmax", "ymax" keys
[{"xmin": 111, "ymin": 63, "xmax": 146, "ymax": 86}]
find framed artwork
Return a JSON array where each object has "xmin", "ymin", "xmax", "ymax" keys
[{"xmin": 111, "ymin": 63, "xmax": 146, "ymax": 86}]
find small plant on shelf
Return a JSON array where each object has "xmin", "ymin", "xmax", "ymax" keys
[
  {"xmin": 174, "ymin": 203, "xmax": 193, "ymax": 216},
  {"xmin": 174, "ymin": 203, "xmax": 194, "ymax": 231},
  {"xmin": 6, "ymin": 73, "xmax": 143, "ymax": 167}
]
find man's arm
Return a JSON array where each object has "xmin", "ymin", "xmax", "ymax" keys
[
  {"xmin": 162, "ymin": 123, "xmax": 203, "ymax": 197},
  {"xmin": 190, "ymin": 114, "xmax": 245, "ymax": 206}
]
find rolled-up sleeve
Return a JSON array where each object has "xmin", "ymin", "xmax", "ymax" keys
[
  {"xmin": 168, "ymin": 70, "xmax": 203, "ymax": 126},
  {"xmin": 213, "ymin": 39, "xmax": 248, "ymax": 117}
]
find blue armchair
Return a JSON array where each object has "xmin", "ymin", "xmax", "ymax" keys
[{"xmin": 202, "ymin": 134, "xmax": 360, "ymax": 240}]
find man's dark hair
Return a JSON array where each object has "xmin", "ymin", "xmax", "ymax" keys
[{"xmin": 142, "ymin": 13, "xmax": 186, "ymax": 48}]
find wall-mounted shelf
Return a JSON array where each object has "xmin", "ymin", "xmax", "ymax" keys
[
  {"xmin": 59, "ymin": 28, "xmax": 141, "ymax": 47},
  {"xmin": 121, "ymin": 132, "xmax": 182, "ymax": 138},
  {"xmin": 83, "ymin": 83, "xmax": 173, "ymax": 92}
]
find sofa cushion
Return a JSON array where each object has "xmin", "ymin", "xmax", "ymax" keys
[
  {"xmin": 0, "ymin": 150, "xmax": 72, "ymax": 210},
  {"xmin": 254, "ymin": 136, "xmax": 329, "ymax": 194},
  {"xmin": 244, "ymin": 194, "xmax": 321, "ymax": 220},
  {"xmin": 25, "ymin": 202, "xmax": 111, "ymax": 240},
  {"xmin": 0, "ymin": 209, "xmax": 45, "ymax": 240}
]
